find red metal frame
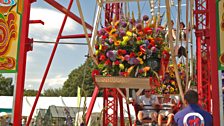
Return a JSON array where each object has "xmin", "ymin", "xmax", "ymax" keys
[
  {"xmin": 208, "ymin": 0, "xmax": 220, "ymax": 125},
  {"xmin": 194, "ymin": 0, "xmax": 220, "ymax": 125},
  {"xmin": 194, "ymin": 0, "xmax": 211, "ymax": 111},
  {"xmin": 13, "ymin": 0, "xmax": 32, "ymax": 125},
  {"xmin": 26, "ymin": 0, "xmax": 74, "ymax": 125},
  {"xmin": 85, "ymin": 86, "xmax": 99, "ymax": 125}
]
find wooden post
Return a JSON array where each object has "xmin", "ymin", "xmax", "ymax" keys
[{"xmin": 165, "ymin": 0, "xmax": 184, "ymax": 102}]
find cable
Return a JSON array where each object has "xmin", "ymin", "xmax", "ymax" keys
[
  {"xmin": 33, "ymin": 40, "xmax": 88, "ymax": 45},
  {"xmin": 141, "ymin": 1, "xmax": 147, "ymax": 14}
]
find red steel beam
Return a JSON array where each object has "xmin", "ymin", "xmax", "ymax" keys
[
  {"xmin": 13, "ymin": 0, "xmax": 31, "ymax": 125},
  {"xmin": 26, "ymin": 0, "xmax": 74, "ymax": 125},
  {"xmin": 208, "ymin": 0, "xmax": 220, "ymax": 125},
  {"xmin": 118, "ymin": 94, "xmax": 125, "ymax": 126},
  {"xmin": 194, "ymin": 0, "xmax": 210, "ymax": 111},
  {"xmin": 29, "ymin": 20, "xmax": 44, "ymax": 25},
  {"xmin": 44, "ymin": 0, "xmax": 93, "ymax": 31},
  {"xmin": 85, "ymin": 86, "xmax": 99, "ymax": 125},
  {"xmin": 60, "ymin": 33, "xmax": 92, "ymax": 39},
  {"xmin": 195, "ymin": 31, "xmax": 203, "ymax": 106}
]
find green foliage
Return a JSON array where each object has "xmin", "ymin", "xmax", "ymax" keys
[
  {"xmin": 24, "ymin": 89, "xmax": 40, "ymax": 96},
  {"xmin": 43, "ymin": 88, "xmax": 62, "ymax": 96},
  {"xmin": 61, "ymin": 58, "xmax": 96, "ymax": 97},
  {"xmin": 0, "ymin": 74, "xmax": 13, "ymax": 96}
]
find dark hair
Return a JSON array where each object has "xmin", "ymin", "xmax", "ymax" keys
[
  {"xmin": 171, "ymin": 20, "xmax": 174, "ymax": 24},
  {"xmin": 184, "ymin": 90, "xmax": 198, "ymax": 104},
  {"xmin": 180, "ymin": 22, "xmax": 185, "ymax": 28}
]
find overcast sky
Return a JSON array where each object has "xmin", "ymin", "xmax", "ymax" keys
[{"xmin": 3, "ymin": 0, "xmax": 189, "ymax": 91}]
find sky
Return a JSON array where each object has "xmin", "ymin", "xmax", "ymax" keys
[{"xmin": 3, "ymin": 0, "xmax": 189, "ymax": 91}]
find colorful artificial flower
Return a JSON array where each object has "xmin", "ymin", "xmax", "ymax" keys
[{"xmin": 95, "ymin": 15, "xmax": 168, "ymax": 79}]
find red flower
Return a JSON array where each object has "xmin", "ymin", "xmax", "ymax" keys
[
  {"xmin": 130, "ymin": 52, "xmax": 136, "ymax": 58},
  {"xmin": 102, "ymin": 35, "xmax": 107, "ymax": 40},
  {"xmin": 149, "ymin": 38, "xmax": 155, "ymax": 46},
  {"xmin": 105, "ymin": 26, "xmax": 112, "ymax": 32},
  {"xmin": 117, "ymin": 49, "xmax": 123, "ymax": 56},
  {"xmin": 137, "ymin": 37, "xmax": 141, "ymax": 41},
  {"xmin": 95, "ymin": 45, "xmax": 99, "ymax": 50},
  {"xmin": 121, "ymin": 50, "xmax": 127, "ymax": 55},
  {"xmin": 114, "ymin": 60, "xmax": 120, "ymax": 65},
  {"xmin": 118, "ymin": 49, "xmax": 127, "ymax": 56},
  {"xmin": 99, "ymin": 54, "xmax": 106, "ymax": 61},
  {"xmin": 105, "ymin": 59, "xmax": 111, "ymax": 66},
  {"xmin": 138, "ymin": 69, "xmax": 144, "ymax": 73},
  {"xmin": 144, "ymin": 27, "xmax": 152, "ymax": 34},
  {"xmin": 102, "ymin": 45, "xmax": 108, "ymax": 51},
  {"xmin": 92, "ymin": 69, "xmax": 100, "ymax": 78},
  {"xmin": 119, "ymin": 72, "xmax": 128, "ymax": 77}
]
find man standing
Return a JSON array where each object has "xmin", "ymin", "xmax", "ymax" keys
[{"xmin": 174, "ymin": 90, "xmax": 213, "ymax": 126}]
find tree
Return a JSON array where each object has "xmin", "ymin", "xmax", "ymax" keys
[
  {"xmin": 0, "ymin": 74, "xmax": 13, "ymax": 96},
  {"xmin": 24, "ymin": 89, "xmax": 40, "ymax": 96},
  {"xmin": 61, "ymin": 58, "xmax": 96, "ymax": 97},
  {"xmin": 43, "ymin": 88, "xmax": 62, "ymax": 96}
]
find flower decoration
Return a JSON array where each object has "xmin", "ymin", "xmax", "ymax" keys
[
  {"xmin": 94, "ymin": 15, "xmax": 168, "ymax": 77},
  {"xmin": 157, "ymin": 64, "xmax": 186, "ymax": 94}
]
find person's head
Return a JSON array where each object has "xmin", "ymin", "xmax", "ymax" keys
[
  {"xmin": 184, "ymin": 90, "xmax": 198, "ymax": 104},
  {"xmin": 144, "ymin": 89, "xmax": 152, "ymax": 97},
  {"xmin": 171, "ymin": 20, "xmax": 174, "ymax": 26},
  {"xmin": 180, "ymin": 22, "xmax": 185, "ymax": 29}
]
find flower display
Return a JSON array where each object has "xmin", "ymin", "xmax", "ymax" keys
[
  {"xmin": 94, "ymin": 15, "xmax": 169, "ymax": 77},
  {"xmin": 157, "ymin": 64, "xmax": 186, "ymax": 94}
]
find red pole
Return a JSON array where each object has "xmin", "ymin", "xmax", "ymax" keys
[
  {"xmin": 26, "ymin": 0, "xmax": 74, "ymax": 125},
  {"xmin": 29, "ymin": 20, "xmax": 44, "ymax": 25},
  {"xmin": 13, "ymin": 0, "xmax": 31, "ymax": 125},
  {"xmin": 208, "ymin": 0, "xmax": 220, "ymax": 125},
  {"xmin": 118, "ymin": 94, "xmax": 125, "ymax": 126},
  {"xmin": 195, "ymin": 31, "xmax": 203, "ymax": 106},
  {"xmin": 85, "ymin": 86, "xmax": 99, "ymax": 125}
]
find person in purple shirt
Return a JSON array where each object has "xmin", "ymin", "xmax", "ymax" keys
[{"xmin": 174, "ymin": 90, "xmax": 213, "ymax": 126}]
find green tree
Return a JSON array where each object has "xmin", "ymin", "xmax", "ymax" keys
[
  {"xmin": 0, "ymin": 74, "xmax": 13, "ymax": 96},
  {"xmin": 43, "ymin": 88, "xmax": 62, "ymax": 96},
  {"xmin": 24, "ymin": 89, "xmax": 39, "ymax": 96},
  {"xmin": 61, "ymin": 58, "xmax": 96, "ymax": 96}
]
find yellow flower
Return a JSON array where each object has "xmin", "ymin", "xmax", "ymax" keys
[
  {"xmin": 121, "ymin": 41, "xmax": 127, "ymax": 46},
  {"xmin": 162, "ymin": 84, "xmax": 166, "ymax": 88},
  {"xmin": 110, "ymin": 29, "xmax": 116, "ymax": 35},
  {"xmin": 137, "ymin": 57, "xmax": 144, "ymax": 64},
  {"xmin": 170, "ymin": 87, "xmax": 174, "ymax": 93},
  {"xmin": 95, "ymin": 50, "xmax": 99, "ymax": 55},
  {"xmin": 123, "ymin": 36, "xmax": 130, "ymax": 42},
  {"xmin": 115, "ymin": 21, "xmax": 119, "ymax": 27},
  {"xmin": 99, "ymin": 45, "xmax": 102, "ymax": 50},
  {"xmin": 126, "ymin": 31, "xmax": 132, "ymax": 36},
  {"xmin": 171, "ymin": 80, "xmax": 176, "ymax": 85},
  {"xmin": 119, "ymin": 64, "xmax": 124, "ymax": 70},
  {"xmin": 170, "ymin": 73, "xmax": 175, "ymax": 78}
]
